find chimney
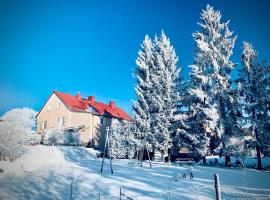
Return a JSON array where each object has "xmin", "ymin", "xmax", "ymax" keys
[
  {"xmin": 109, "ymin": 101, "xmax": 115, "ymax": 109},
  {"xmin": 88, "ymin": 96, "xmax": 95, "ymax": 105},
  {"xmin": 76, "ymin": 92, "xmax": 81, "ymax": 101}
]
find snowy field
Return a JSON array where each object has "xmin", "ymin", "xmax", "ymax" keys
[{"xmin": 0, "ymin": 146, "xmax": 270, "ymax": 200}]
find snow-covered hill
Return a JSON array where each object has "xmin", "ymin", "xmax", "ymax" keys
[{"xmin": 0, "ymin": 145, "xmax": 269, "ymax": 200}]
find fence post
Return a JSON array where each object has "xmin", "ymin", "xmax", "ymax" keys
[
  {"xmin": 120, "ymin": 187, "xmax": 122, "ymax": 200},
  {"xmin": 214, "ymin": 173, "xmax": 221, "ymax": 200},
  {"xmin": 98, "ymin": 186, "xmax": 101, "ymax": 200},
  {"xmin": 69, "ymin": 175, "xmax": 74, "ymax": 200}
]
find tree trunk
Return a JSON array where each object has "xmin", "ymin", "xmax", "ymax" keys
[
  {"xmin": 168, "ymin": 148, "xmax": 171, "ymax": 163},
  {"xmin": 203, "ymin": 156, "xmax": 206, "ymax": 164},
  {"xmin": 161, "ymin": 151, "xmax": 164, "ymax": 162},
  {"xmin": 256, "ymin": 144, "xmax": 263, "ymax": 170},
  {"xmin": 248, "ymin": 72, "xmax": 262, "ymax": 170},
  {"xmin": 225, "ymin": 155, "xmax": 231, "ymax": 167},
  {"xmin": 139, "ymin": 149, "xmax": 143, "ymax": 161},
  {"xmin": 152, "ymin": 144, "xmax": 155, "ymax": 161}
]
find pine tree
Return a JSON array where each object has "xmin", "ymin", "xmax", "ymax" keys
[
  {"xmin": 125, "ymin": 122, "xmax": 139, "ymax": 159},
  {"xmin": 150, "ymin": 31, "xmax": 180, "ymax": 160},
  {"xmin": 133, "ymin": 32, "xmax": 180, "ymax": 161},
  {"xmin": 186, "ymin": 5, "xmax": 236, "ymax": 160},
  {"xmin": 170, "ymin": 80, "xmax": 190, "ymax": 160},
  {"xmin": 133, "ymin": 35, "xmax": 155, "ymax": 147},
  {"xmin": 236, "ymin": 42, "xmax": 270, "ymax": 169},
  {"xmin": 221, "ymin": 87, "xmax": 245, "ymax": 163},
  {"xmin": 109, "ymin": 119, "xmax": 127, "ymax": 159}
]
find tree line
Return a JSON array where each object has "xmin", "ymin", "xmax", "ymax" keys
[{"xmin": 132, "ymin": 5, "xmax": 270, "ymax": 169}]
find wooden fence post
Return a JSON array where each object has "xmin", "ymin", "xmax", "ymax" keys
[
  {"xmin": 168, "ymin": 191, "xmax": 172, "ymax": 200},
  {"xmin": 214, "ymin": 173, "xmax": 221, "ymax": 200},
  {"xmin": 69, "ymin": 175, "xmax": 74, "ymax": 200},
  {"xmin": 120, "ymin": 187, "xmax": 121, "ymax": 200},
  {"xmin": 98, "ymin": 186, "xmax": 101, "ymax": 200}
]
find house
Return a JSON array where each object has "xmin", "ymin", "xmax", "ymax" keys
[{"xmin": 36, "ymin": 90, "xmax": 132, "ymax": 149}]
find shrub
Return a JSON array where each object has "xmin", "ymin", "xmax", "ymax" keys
[
  {"xmin": 40, "ymin": 132, "xmax": 46, "ymax": 145},
  {"xmin": 42, "ymin": 130, "xmax": 82, "ymax": 146},
  {"xmin": 28, "ymin": 134, "xmax": 42, "ymax": 145},
  {"xmin": 0, "ymin": 108, "xmax": 37, "ymax": 161},
  {"xmin": 47, "ymin": 130, "xmax": 61, "ymax": 145},
  {"xmin": 62, "ymin": 131, "xmax": 82, "ymax": 146}
]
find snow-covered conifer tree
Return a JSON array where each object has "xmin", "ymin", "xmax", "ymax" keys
[
  {"xmin": 221, "ymin": 87, "xmax": 245, "ymax": 164},
  {"xmin": 150, "ymin": 31, "xmax": 180, "ymax": 160},
  {"xmin": 133, "ymin": 32, "xmax": 180, "ymax": 161},
  {"xmin": 170, "ymin": 105, "xmax": 193, "ymax": 160},
  {"xmin": 125, "ymin": 122, "xmax": 139, "ymax": 159},
  {"xmin": 186, "ymin": 5, "xmax": 236, "ymax": 159},
  {"xmin": 236, "ymin": 42, "xmax": 270, "ymax": 169},
  {"xmin": 109, "ymin": 119, "xmax": 127, "ymax": 159},
  {"xmin": 133, "ymin": 35, "xmax": 155, "ymax": 147}
]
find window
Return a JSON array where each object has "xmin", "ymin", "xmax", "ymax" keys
[
  {"xmin": 56, "ymin": 101, "xmax": 61, "ymax": 109},
  {"xmin": 47, "ymin": 104, "xmax": 51, "ymax": 111},
  {"xmin": 41, "ymin": 121, "xmax": 47, "ymax": 130},
  {"xmin": 99, "ymin": 117, "xmax": 104, "ymax": 125},
  {"xmin": 58, "ymin": 117, "xmax": 65, "ymax": 127}
]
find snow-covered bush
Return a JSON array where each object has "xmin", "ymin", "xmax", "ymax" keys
[
  {"xmin": 84, "ymin": 148, "xmax": 101, "ymax": 158},
  {"xmin": 0, "ymin": 108, "xmax": 37, "ymax": 161},
  {"xmin": 40, "ymin": 130, "xmax": 61, "ymax": 145},
  {"xmin": 40, "ymin": 132, "xmax": 45, "ymax": 144},
  {"xmin": 62, "ymin": 131, "xmax": 82, "ymax": 146},
  {"xmin": 28, "ymin": 134, "xmax": 42, "ymax": 145},
  {"xmin": 41, "ymin": 130, "xmax": 82, "ymax": 146},
  {"xmin": 47, "ymin": 130, "xmax": 61, "ymax": 145}
]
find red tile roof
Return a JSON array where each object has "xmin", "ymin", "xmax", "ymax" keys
[{"xmin": 54, "ymin": 91, "xmax": 133, "ymax": 121}]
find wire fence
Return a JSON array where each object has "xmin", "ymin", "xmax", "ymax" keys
[
  {"xmin": 64, "ymin": 174, "xmax": 270, "ymax": 200},
  {"xmin": 17, "ymin": 162, "xmax": 270, "ymax": 200}
]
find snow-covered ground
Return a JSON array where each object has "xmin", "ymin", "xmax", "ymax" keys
[{"xmin": 0, "ymin": 146, "xmax": 270, "ymax": 200}]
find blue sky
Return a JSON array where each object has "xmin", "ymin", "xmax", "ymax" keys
[{"xmin": 0, "ymin": 0, "xmax": 270, "ymax": 115}]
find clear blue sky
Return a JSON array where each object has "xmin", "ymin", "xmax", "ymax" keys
[{"xmin": 0, "ymin": 0, "xmax": 270, "ymax": 115}]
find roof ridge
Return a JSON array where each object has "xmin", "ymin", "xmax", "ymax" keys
[{"xmin": 54, "ymin": 90, "xmax": 132, "ymax": 121}]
